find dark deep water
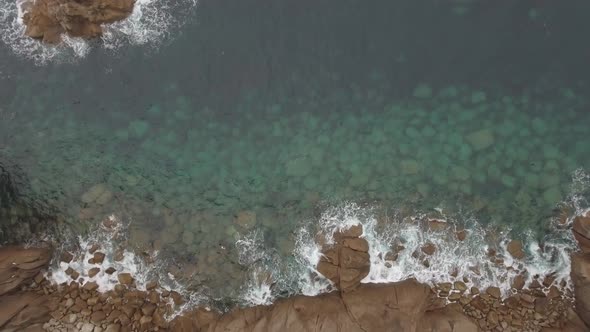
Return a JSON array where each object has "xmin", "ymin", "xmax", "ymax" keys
[{"xmin": 1, "ymin": 0, "xmax": 590, "ymax": 305}]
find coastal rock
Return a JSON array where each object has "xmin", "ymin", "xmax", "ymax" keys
[
  {"xmin": 117, "ymin": 273, "xmax": 134, "ymax": 285},
  {"xmin": 191, "ymin": 279, "xmax": 478, "ymax": 332},
  {"xmin": 21, "ymin": 0, "xmax": 135, "ymax": 44},
  {"xmin": 0, "ymin": 246, "xmax": 56, "ymax": 331},
  {"xmin": 456, "ymin": 230, "xmax": 467, "ymax": 241},
  {"xmin": 316, "ymin": 225, "xmax": 370, "ymax": 293},
  {"xmin": 507, "ymin": 239, "xmax": 525, "ymax": 260},
  {"xmin": 0, "ymin": 246, "xmax": 52, "ymax": 296},
  {"xmin": 573, "ymin": 216, "xmax": 590, "ymax": 253},
  {"xmin": 421, "ymin": 243, "xmax": 436, "ymax": 256},
  {"xmin": 571, "ymin": 252, "xmax": 590, "ymax": 327},
  {"xmin": 571, "ymin": 213, "xmax": 590, "ymax": 329}
]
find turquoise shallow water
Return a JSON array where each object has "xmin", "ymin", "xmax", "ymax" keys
[{"xmin": 1, "ymin": 0, "xmax": 590, "ymax": 304}]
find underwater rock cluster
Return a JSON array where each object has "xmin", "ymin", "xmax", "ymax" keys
[{"xmin": 21, "ymin": 0, "xmax": 135, "ymax": 43}]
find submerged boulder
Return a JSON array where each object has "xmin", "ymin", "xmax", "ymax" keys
[{"xmin": 21, "ymin": 0, "xmax": 135, "ymax": 44}]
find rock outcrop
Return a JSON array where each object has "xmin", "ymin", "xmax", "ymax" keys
[
  {"xmin": 571, "ymin": 214, "xmax": 590, "ymax": 328},
  {"xmin": 0, "ymin": 246, "xmax": 56, "ymax": 331},
  {"xmin": 316, "ymin": 225, "xmax": 370, "ymax": 293},
  {"xmin": 170, "ymin": 279, "xmax": 478, "ymax": 332},
  {"xmin": 21, "ymin": 0, "xmax": 135, "ymax": 44}
]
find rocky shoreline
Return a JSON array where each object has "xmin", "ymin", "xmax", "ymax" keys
[
  {"xmin": 20, "ymin": 0, "xmax": 135, "ymax": 43},
  {"xmin": 1, "ymin": 214, "xmax": 590, "ymax": 332}
]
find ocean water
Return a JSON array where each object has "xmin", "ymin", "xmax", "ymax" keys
[{"xmin": 1, "ymin": 0, "xmax": 590, "ymax": 309}]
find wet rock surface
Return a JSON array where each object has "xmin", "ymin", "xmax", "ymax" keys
[
  {"xmin": 316, "ymin": 225, "xmax": 370, "ymax": 293},
  {"xmin": 21, "ymin": 0, "xmax": 135, "ymax": 43},
  {"xmin": 0, "ymin": 246, "xmax": 57, "ymax": 331},
  {"xmin": 571, "ymin": 212, "xmax": 590, "ymax": 328}
]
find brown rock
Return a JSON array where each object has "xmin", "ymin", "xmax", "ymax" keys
[
  {"xmin": 146, "ymin": 280, "xmax": 158, "ymax": 290},
  {"xmin": 486, "ymin": 286, "xmax": 501, "ymax": 299},
  {"xmin": 571, "ymin": 252, "xmax": 590, "ymax": 326},
  {"xmin": 70, "ymin": 270, "xmax": 80, "ymax": 280},
  {"xmin": 88, "ymin": 267, "xmax": 100, "ymax": 278},
  {"xmin": 487, "ymin": 310, "xmax": 499, "ymax": 326},
  {"xmin": 141, "ymin": 303, "xmax": 157, "ymax": 316},
  {"xmin": 117, "ymin": 273, "xmax": 133, "ymax": 285},
  {"xmin": 93, "ymin": 252, "xmax": 106, "ymax": 264},
  {"xmin": 512, "ymin": 274, "xmax": 526, "ymax": 290},
  {"xmin": 453, "ymin": 281, "xmax": 467, "ymax": 292},
  {"xmin": 153, "ymin": 309, "xmax": 168, "ymax": 328},
  {"xmin": 170, "ymin": 291, "xmax": 184, "ymax": 305},
  {"xmin": 105, "ymin": 267, "xmax": 116, "ymax": 275},
  {"xmin": 343, "ymin": 238, "xmax": 369, "ymax": 252},
  {"xmin": 21, "ymin": 0, "xmax": 135, "ymax": 44},
  {"xmin": 148, "ymin": 291, "xmax": 160, "ymax": 304},
  {"xmin": 543, "ymin": 273, "xmax": 556, "ymax": 287},
  {"xmin": 573, "ymin": 216, "xmax": 590, "ymax": 253},
  {"xmin": 507, "ymin": 239, "xmax": 526, "ymax": 260},
  {"xmin": 60, "ymin": 251, "xmax": 74, "ymax": 263},
  {"xmin": 83, "ymin": 281, "xmax": 98, "ymax": 291},
  {"xmin": 114, "ymin": 250, "xmax": 124, "ymax": 262},
  {"xmin": 89, "ymin": 244, "xmax": 99, "ymax": 254},
  {"xmin": 437, "ymin": 282, "xmax": 452, "ymax": 293},
  {"xmin": 456, "ymin": 229, "xmax": 467, "ymax": 241},
  {"xmin": 339, "ymin": 224, "xmax": 363, "ymax": 238},
  {"xmin": 91, "ymin": 310, "xmax": 106, "ymax": 322},
  {"xmin": 421, "ymin": 242, "xmax": 436, "ymax": 256}
]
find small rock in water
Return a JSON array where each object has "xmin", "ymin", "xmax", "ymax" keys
[
  {"xmin": 512, "ymin": 274, "xmax": 525, "ymax": 290},
  {"xmin": 88, "ymin": 267, "xmax": 100, "ymax": 278},
  {"xmin": 105, "ymin": 267, "xmax": 116, "ymax": 274},
  {"xmin": 117, "ymin": 273, "xmax": 134, "ymax": 285},
  {"xmin": 421, "ymin": 243, "xmax": 436, "ymax": 256},
  {"xmin": 61, "ymin": 251, "xmax": 74, "ymax": 263},
  {"xmin": 83, "ymin": 281, "xmax": 98, "ymax": 291},
  {"xmin": 93, "ymin": 252, "xmax": 106, "ymax": 264},
  {"xmin": 507, "ymin": 240, "xmax": 525, "ymax": 260},
  {"xmin": 456, "ymin": 230, "xmax": 467, "ymax": 241},
  {"xmin": 486, "ymin": 286, "xmax": 501, "ymax": 299},
  {"xmin": 88, "ymin": 244, "xmax": 99, "ymax": 254},
  {"xmin": 453, "ymin": 281, "xmax": 467, "ymax": 292},
  {"xmin": 146, "ymin": 280, "xmax": 158, "ymax": 290}
]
